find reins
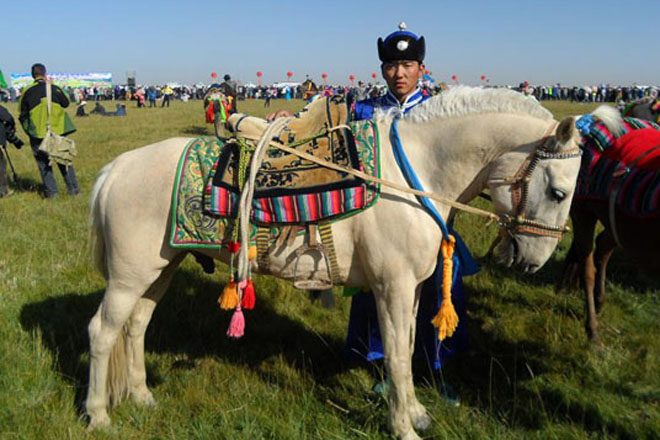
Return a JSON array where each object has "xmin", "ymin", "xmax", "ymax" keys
[{"xmin": 235, "ymin": 130, "xmax": 503, "ymax": 223}]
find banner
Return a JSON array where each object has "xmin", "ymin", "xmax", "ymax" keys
[
  {"xmin": 9, "ymin": 72, "xmax": 113, "ymax": 89},
  {"xmin": 0, "ymin": 69, "xmax": 6, "ymax": 88}
]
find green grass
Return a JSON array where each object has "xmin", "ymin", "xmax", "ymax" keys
[{"xmin": 0, "ymin": 99, "xmax": 658, "ymax": 439}]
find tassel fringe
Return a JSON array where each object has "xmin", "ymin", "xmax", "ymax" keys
[
  {"xmin": 219, "ymin": 279, "xmax": 239, "ymax": 310},
  {"xmin": 431, "ymin": 235, "xmax": 459, "ymax": 341},
  {"xmin": 227, "ymin": 306, "xmax": 245, "ymax": 338}
]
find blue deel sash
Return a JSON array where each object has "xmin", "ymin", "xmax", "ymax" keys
[{"xmin": 390, "ymin": 116, "xmax": 478, "ymax": 275}]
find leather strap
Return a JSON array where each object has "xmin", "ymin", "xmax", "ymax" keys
[
  {"xmin": 255, "ymin": 227, "xmax": 270, "ymax": 273},
  {"xmin": 318, "ymin": 223, "xmax": 342, "ymax": 285}
]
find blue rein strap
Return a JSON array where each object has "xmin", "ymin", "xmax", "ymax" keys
[{"xmin": 390, "ymin": 116, "xmax": 479, "ymax": 275}]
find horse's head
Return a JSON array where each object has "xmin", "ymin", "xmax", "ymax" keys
[{"xmin": 487, "ymin": 116, "xmax": 582, "ymax": 273}]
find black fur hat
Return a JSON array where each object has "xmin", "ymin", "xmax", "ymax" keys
[{"xmin": 377, "ymin": 22, "xmax": 425, "ymax": 63}]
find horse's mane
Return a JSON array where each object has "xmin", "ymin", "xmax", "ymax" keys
[
  {"xmin": 592, "ymin": 105, "xmax": 626, "ymax": 137},
  {"xmin": 386, "ymin": 86, "xmax": 554, "ymax": 123}
]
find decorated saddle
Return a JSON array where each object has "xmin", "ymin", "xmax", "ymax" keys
[
  {"xmin": 170, "ymin": 96, "xmax": 380, "ymax": 249},
  {"xmin": 205, "ymin": 96, "xmax": 380, "ymax": 224},
  {"xmin": 575, "ymin": 117, "xmax": 660, "ymax": 218}
]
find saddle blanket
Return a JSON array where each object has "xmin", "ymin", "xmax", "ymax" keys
[
  {"xmin": 170, "ymin": 120, "xmax": 379, "ymax": 248},
  {"xmin": 204, "ymin": 119, "xmax": 380, "ymax": 224},
  {"xmin": 575, "ymin": 117, "xmax": 660, "ymax": 218}
]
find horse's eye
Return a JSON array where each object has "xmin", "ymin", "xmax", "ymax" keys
[{"xmin": 551, "ymin": 189, "xmax": 566, "ymax": 202}]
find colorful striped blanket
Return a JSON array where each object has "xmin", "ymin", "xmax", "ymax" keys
[{"xmin": 575, "ymin": 117, "xmax": 660, "ymax": 218}]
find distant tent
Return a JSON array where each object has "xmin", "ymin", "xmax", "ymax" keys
[{"xmin": 0, "ymin": 69, "xmax": 7, "ymax": 89}]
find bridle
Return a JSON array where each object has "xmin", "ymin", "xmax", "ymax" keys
[{"xmin": 491, "ymin": 122, "xmax": 582, "ymax": 239}]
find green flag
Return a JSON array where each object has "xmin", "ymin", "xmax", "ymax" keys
[{"xmin": 0, "ymin": 69, "xmax": 6, "ymax": 89}]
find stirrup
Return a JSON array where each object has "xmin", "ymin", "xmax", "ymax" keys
[{"xmin": 292, "ymin": 227, "xmax": 333, "ymax": 291}]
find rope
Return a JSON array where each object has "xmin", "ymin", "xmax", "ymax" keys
[
  {"xmin": 236, "ymin": 117, "xmax": 293, "ymax": 285},
  {"xmin": 236, "ymin": 131, "xmax": 501, "ymax": 223}
]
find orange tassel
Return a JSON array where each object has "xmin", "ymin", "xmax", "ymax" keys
[
  {"xmin": 248, "ymin": 245, "xmax": 258, "ymax": 261},
  {"xmin": 219, "ymin": 279, "xmax": 239, "ymax": 310},
  {"xmin": 431, "ymin": 235, "xmax": 459, "ymax": 341},
  {"xmin": 241, "ymin": 279, "xmax": 256, "ymax": 310}
]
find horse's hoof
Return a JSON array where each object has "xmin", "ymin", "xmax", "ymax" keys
[
  {"xmin": 132, "ymin": 389, "xmax": 156, "ymax": 407},
  {"xmin": 408, "ymin": 400, "xmax": 431, "ymax": 431},
  {"xmin": 410, "ymin": 411, "xmax": 431, "ymax": 431},
  {"xmin": 87, "ymin": 411, "xmax": 111, "ymax": 431},
  {"xmin": 399, "ymin": 430, "xmax": 423, "ymax": 440}
]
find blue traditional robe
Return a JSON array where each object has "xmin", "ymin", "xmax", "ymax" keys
[{"xmin": 346, "ymin": 87, "xmax": 477, "ymax": 370}]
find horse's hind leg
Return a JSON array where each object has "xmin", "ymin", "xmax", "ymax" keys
[
  {"xmin": 126, "ymin": 253, "xmax": 186, "ymax": 406},
  {"xmin": 594, "ymin": 229, "xmax": 616, "ymax": 314},
  {"xmin": 86, "ymin": 263, "xmax": 174, "ymax": 429}
]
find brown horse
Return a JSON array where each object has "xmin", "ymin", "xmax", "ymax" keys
[
  {"xmin": 559, "ymin": 105, "xmax": 660, "ymax": 342},
  {"xmin": 619, "ymin": 96, "xmax": 660, "ymax": 124}
]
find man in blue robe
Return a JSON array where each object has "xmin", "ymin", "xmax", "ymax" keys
[
  {"xmin": 346, "ymin": 24, "xmax": 475, "ymax": 383},
  {"xmin": 267, "ymin": 24, "xmax": 477, "ymax": 393}
]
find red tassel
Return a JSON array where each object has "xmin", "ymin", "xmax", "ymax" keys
[
  {"xmin": 205, "ymin": 101, "xmax": 215, "ymax": 123},
  {"xmin": 241, "ymin": 279, "xmax": 256, "ymax": 310},
  {"xmin": 227, "ymin": 306, "xmax": 245, "ymax": 338},
  {"xmin": 227, "ymin": 241, "xmax": 240, "ymax": 254}
]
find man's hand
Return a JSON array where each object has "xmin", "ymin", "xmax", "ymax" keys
[{"xmin": 266, "ymin": 110, "xmax": 293, "ymax": 121}]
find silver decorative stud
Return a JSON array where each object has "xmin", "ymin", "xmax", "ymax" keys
[
  {"xmin": 398, "ymin": 21, "xmax": 407, "ymax": 31},
  {"xmin": 397, "ymin": 40, "xmax": 409, "ymax": 51}
]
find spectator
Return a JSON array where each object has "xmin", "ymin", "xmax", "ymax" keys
[{"xmin": 18, "ymin": 63, "xmax": 79, "ymax": 198}]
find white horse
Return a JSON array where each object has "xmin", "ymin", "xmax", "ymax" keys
[{"xmin": 85, "ymin": 87, "xmax": 582, "ymax": 439}]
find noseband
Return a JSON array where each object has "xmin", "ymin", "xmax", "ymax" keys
[{"xmin": 495, "ymin": 122, "xmax": 582, "ymax": 239}]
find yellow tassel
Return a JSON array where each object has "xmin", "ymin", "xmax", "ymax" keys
[
  {"xmin": 219, "ymin": 279, "xmax": 239, "ymax": 310},
  {"xmin": 431, "ymin": 235, "xmax": 459, "ymax": 341},
  {"xmin": 248, "ymin": 245, "xmax": 258, "ymax": 261}
]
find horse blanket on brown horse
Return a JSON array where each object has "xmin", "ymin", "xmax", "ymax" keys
[{"xmin": 575, "ymin": 117, "xmax": 660, "ymax": 218}]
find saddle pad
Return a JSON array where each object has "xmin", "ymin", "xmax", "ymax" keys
[
  {"xmin": 575, "ymin": 117, "xmax": 660, "ymax": 218},
  {"xmin": 170, "ymin": 136, "xmax": 287, "ymax": 248},
  {"xmin": 204, "ymin": 119, "xmax": 380, "ymax": 224}
]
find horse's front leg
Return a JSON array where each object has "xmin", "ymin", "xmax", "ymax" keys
[
  {"xmin": 594, "ymin": 229, "xmax": 616, "ymax": 314},
  {"xmin": 373, "ymin": 274, "xmax": 424, "ymax": 440}
]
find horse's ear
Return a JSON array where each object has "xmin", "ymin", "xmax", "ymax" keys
[{"xmin": 556, "ymin": 116, "xmax": 578, "ymax": 148}]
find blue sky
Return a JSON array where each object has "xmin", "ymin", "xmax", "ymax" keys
[{"xmin": 1, "ymin": 0, "xmax": 657, "ymax": 86}]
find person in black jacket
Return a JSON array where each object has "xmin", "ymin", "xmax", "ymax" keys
[{"xmin": 0, "ymin": 105, "xmax": 23, "ymax": 198}]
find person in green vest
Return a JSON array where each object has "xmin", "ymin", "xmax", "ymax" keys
[{"xmin": 18, "ymin": 63, "xmax": 79, "ymax": 198}]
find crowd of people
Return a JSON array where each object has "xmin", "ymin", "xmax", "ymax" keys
[{"xmin": 2, "ymin": 79, "xmax": 658, "ymax": 108}]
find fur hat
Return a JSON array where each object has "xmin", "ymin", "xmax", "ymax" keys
[{"xmin": 377, "ymin": 22, "xmax": 425, "ymax": 63}]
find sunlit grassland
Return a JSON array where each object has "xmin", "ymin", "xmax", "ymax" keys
[{"xmin": 0, "ymin": 98, "xmax": 657, "ymax": 439}]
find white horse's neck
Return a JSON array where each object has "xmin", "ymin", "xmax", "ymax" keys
[{"xmin": 387, "ymin": 113, "xmax": 553, "ymax": 211}]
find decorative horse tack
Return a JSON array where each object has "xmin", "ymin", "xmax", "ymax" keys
[{"xmin": 493, "ymin": 122, "xmax": 581, "ymax": 239}]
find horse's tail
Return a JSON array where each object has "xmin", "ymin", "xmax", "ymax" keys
[
  {"xmin": 107, "ymin": 324, "xmax": 130, "ymax": 406},
  {"xmin": 89, "ymin": 162, "xmax": 114, "ymax": 279},
  {"xmin": 592, "ymin": 105, "xmax": 626, "ymax": 138}
]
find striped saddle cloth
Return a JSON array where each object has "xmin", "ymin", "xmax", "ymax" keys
[
  {"xmin": 202, "ymin": 98, "xmax": 381, "ymax": 224},
  {"xmin": 575, "ymin": 117, "xmax": 660, "ymax": 218}
]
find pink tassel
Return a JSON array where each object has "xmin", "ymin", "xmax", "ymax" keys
[{"xmin": 226, "ymin": 306, "xmax": 245, "ymax": 338}]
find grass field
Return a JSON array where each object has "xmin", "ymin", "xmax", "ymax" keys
[{"xmin": 0, "ymin": 98, "xmax": 658, "ymax": 440}]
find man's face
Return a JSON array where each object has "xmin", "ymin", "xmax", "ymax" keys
[{"xmin": 381, "ymin": 61, "xmax": 424, "ymax": 100}]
